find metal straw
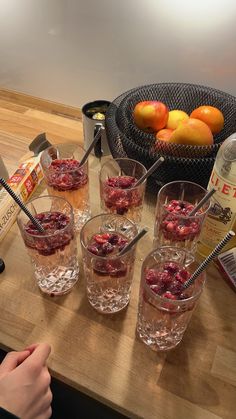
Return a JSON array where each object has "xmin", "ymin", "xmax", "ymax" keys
[
  {"xmin": 119, "ymin": 228, "xmax": 148, "ymax": 256},
  {"xmin": 134, "ymin": 157, "xmax": 165, "ymax": 187},
  {"xmin": 183, "ymin": 230, "xmax": 235, "ymax": 289},
  {"xmin": 0, "ymin": 178, "xmax": 44, "ymax": 233},
  {"xmin": 80, "ymin": 126, "xmax": 105, "ymax": 166},
  {"xmin": 188, "ymin": 188, "xmax": 216, "ymax": 216}
]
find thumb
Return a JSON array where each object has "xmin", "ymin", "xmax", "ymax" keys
[
  {"xmin": 24, "ymin": 343, "xmax": 51, "ymax": 367},
  {"xmin": 0, "ymin": 350, "xmax": 30, "ymax": 378},
  {"xmin": 23, "ymin": 343, "xmax": 40, "ymax": 354}
]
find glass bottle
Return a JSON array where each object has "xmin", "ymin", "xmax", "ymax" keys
[{"xmin": 197, "ymin": 133, "xmax": 236, "ymax": 257}]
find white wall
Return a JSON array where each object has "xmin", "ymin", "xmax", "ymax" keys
[{"xmin": 0, "ymin": 0, "xmax": 235, "ymax": 107}]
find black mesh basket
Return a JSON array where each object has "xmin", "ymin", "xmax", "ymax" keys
[{"xmin": 105, "ymin": 82, "xmax": 236, "ymax": 191}]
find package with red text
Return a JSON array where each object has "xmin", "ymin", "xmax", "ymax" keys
[{"xmin": 0, "ymin": 154, "xmax": 43, "ymax": 242}]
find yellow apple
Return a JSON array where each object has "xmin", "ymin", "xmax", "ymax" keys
[{"xmin": 166, "ymin": 110, "xmax": 189, "ymax": 130}]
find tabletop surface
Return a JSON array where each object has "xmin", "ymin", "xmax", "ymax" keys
[{"xmin": 0, "ymin": 99, "xmax": 236, "ymax": 419}]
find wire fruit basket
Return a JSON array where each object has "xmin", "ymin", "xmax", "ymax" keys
[{"xmin": 105, "ymin": 82, "xmax": 236, "ymax": 191}]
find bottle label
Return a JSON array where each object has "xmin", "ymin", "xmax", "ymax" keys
[{"xmin": 200, "ymin": 164, "xmax": 236, "ymax": 247}]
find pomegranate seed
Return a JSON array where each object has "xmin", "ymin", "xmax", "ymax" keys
[
  {"xmin": 145, "ymin": 264, "xmax": 190, "ymax": 300},
  {"xmin": 107, "ymin": 176, "xmax": 136, "ymax": 189},
  {"xmin": 108, "ymin": 234, "xmax": 119, "ymax": 244},
  {"xmin": 175, "ymin": 272, "xmax": 187, "ymax": 284},
  {"xmin": 156, "ymin": 271, "xmax": 172, "ymax": 284},
  {"xmin": 176, "ymin": 225, "xmax": 191, "ymax": 237},
  {"xmin": 166, "ymin": 222, "xmax": 176, "ymax": 232},
  {"xmin": 87, "ymin": 245, "xmax": 99, "ymax": 255},
  {"xmin": 116, "ymin": 207, "xmax": 128, "ymax": 215},
  {"xmin": 94, "ymin": 234, "xmax": 110, "ymax": 244},
  {"xmin": 163, "ymin": 262, "xmax": 179, "ymax": 274},
  {"xmin": 168, "ymin": 280, "xmax": 183, "ymax": 295},
  {"xmin": 101, "ymin": 242, "xmax": 114, "ymax": 255},
  {"xmin": 150, "ymin": 284, "xmax": 161, "ymax": 295},
  {"xmin": 48, "ymin": 158, "xmax": 87, "ymax": 190},
  {"xmin": 146, "ymin": 269, "xmax": 159, "ymax": 285},
  {"xmin": 162, "ymin": 291, "xmax": 177, "ymax": 300},
  {"xmin": 24, "ymin": 211, "xmax": 72, "ymax": 254}
]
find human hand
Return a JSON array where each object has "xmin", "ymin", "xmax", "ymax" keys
[{"xmin": 0, "ymin": 343, "xmax": 52, "ymax": 419}]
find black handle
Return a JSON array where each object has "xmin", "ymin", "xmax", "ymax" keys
[
  {"xmin": 94, "ymin": 123, "xmax": 103, "ymax": 158},
  {"xmin": 0, "ymin": 258, "xmax": 5, "ymax": 273}
]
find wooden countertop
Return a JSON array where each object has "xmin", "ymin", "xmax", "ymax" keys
[{"xmin": 0, "ymin": 96, "xmax": 235, "ymax": 419}]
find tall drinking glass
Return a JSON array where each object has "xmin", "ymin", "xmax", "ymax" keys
[
  {"xmin": 17, "ymin": 195, "xmax": 79, "ymax": 296},
  {"xmin": 80, "ymin": 213, "xmax": 138, "ymax": 313},
  {"xmin": 40, "ymin": 143, "xmax": 90, "ymax": 231},
  {"xmin": 136, "ymin": 246, "xmax": 205, "ymax": 351},
  {"xmin": 99, "ymin": 158, "xmax": 147, "ymax": 224},
  {"xmin": 154, "ymin": 181, "xmax": 210, "ymax": 255}
]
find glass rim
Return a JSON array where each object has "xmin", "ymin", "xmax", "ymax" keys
[
  {"xmin": 157, "ymin": 180, "xmax": 211, "ymax": 216},
  {"xmin": 99, "ymin": 157, "xmax": 147, "ymax": 189},
  {"xmin": 141, "ymin": 245, "xmax": 205, "ymax": 304},
  {"xmin": 40, "ymin": 143, "xmax": 88, "ymax": 171},
  {"xmin": 17, "ymin": 194, "xmax": 74, "ymax": 238},
  {"xmin": 80, "ymin": 212, "xmax": 138, "ymax": 259}
]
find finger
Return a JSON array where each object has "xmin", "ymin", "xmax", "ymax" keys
[
  {"xmin": 34, "ymin": 406, "xmax": 52, "ymax": 419},
  {"xmin": 43, "ymin": 388, "xmax": 53, "ymax": 408},
  {"xmin": 34, "ymin": 392, "xmax": 53, "ymax": 419},
  {"xmin": 24, "ymin": 343, "xmax": 51, "ymax": 367},
  {"xmin": 41, "ymin": 367, "xmax": 51, "ymax": 390},
  {"xmin": 0, "ymin": 350, "xmax": 30, "ymax": 376},
  {"xmin": 23, "ymin": 343, "xmax": 39, "ymax": 354},
  {"xmin": 36, "ymin": 406, "xmax": 52, "ymax": 419}
]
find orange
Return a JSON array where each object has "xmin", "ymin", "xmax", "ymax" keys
[{"xmin": 190, "ymin": 105, "xmax": 224, "ymax": 134}]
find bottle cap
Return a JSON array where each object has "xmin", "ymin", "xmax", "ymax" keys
[{"xmin": 222, "ymin": 134, "xmax": 236, "ymax": 162}]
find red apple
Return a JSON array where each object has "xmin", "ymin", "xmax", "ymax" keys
[
  {"xmin": 156, "ymin": 128, "xmax": 173, "ymax": 142},
  {"xmin": 133, "ymin": 101, "xmax": 169, "ymax": 133}
]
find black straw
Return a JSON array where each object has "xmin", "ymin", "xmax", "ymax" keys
[
  {"xmin": 183, "ymin": 230, "xmax": 235, "ymax": 289},
  {"xmin": 188, "ymin": 188, "xmax": 216, "ymax": 216},
  {"xmin": 0, "ymin": 178, "xmax": 44, "ymax": 233},
  {"xmin": 80, "ymin": 126, "xmax": 105, "ymax": 166},
  {"xmin": 119, "ymin": 228, "xmax": 148, "ymax": 255},
  {"xmin": 134, "ymin": 157, "xmax": 164, "ymax": 187}
]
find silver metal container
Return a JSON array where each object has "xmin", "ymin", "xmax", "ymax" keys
[{"xmin": 82, "ymin": 100, "xmax": 111, "ymax": 157}]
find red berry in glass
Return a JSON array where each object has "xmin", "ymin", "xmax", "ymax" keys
[
  {"xmin": 154, "ymin": 199, "xmax": 204, "ymax": 254},
  {"xmin": 21, "ymin": 209, "xmax": 79, "ymax": 296},
  {"xmin": 100, "ymin": 159, "xmax": 147, "ymax": 224},
  {"xmin": 83, "ymin": 230, "xmax": 136, "ymax": 313},
  {"xmin": 40, "ymin": 144, "xmax": 91, "ymax": 231},
  {"xmin": 137, "ymin": 255, "xmax": 204, "ymax": 351},
  {"xmin": 101, "ymin": 175, "xmax": 144, "ymax": 221}
]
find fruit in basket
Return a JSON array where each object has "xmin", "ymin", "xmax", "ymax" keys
[
  {"xmin": 166, "ymin": 110, "xmax": 189, "ymax": 130},
  {"xmin": 190, "ymin": 105, "xmax": 224, "ymax": 134},
  {"xmin": 169, "ymin": 118, "xmax": 213, "ymax": 146},
  {"xmin": 156, "ymin": 129, "xmax": 173, "ymax": 142},
  {"xmin": 133, "ymin": 101, "xmax": 169, "ymax": 132}
]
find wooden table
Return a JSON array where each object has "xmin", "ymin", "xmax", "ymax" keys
[{"xmin": 0, "ymin": 142, "xmax": 236, "ymax": 419}]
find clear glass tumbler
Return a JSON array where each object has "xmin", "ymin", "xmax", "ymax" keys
[
  {"xmin": 154, "ymin": 181, "xmax": 210, "ymax": 255},
  {"xmin": 40, "ymin": 143, "xmax": 91, "ymax": 231},
  {"xmin": 99, "ymin": 158, "xmax": 147, "ymax": 224},
  {"xmin": 136, "ymin": 246, "xmax": 205, "ymax": 351},
  {"xmin": 80, "ymin": 213, "xmax": 138, "ymax": 313},
  {"xmin": 17, "ymin": 195, "xmax": 79, "ymax": 296}
]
